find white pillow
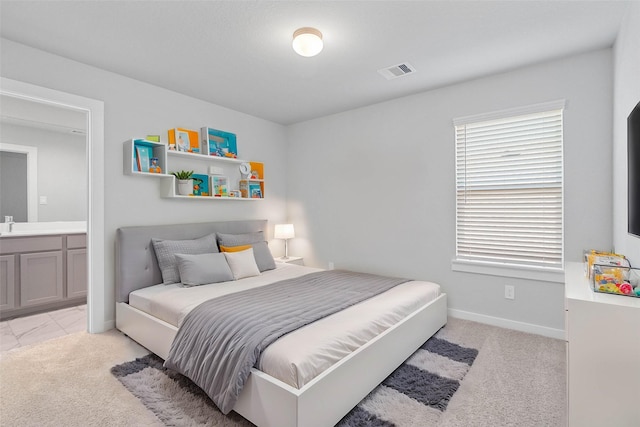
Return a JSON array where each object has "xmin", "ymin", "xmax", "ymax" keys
[{"xmin": 223, "ymin": 248, "xmax": 261, "ymax": 280}]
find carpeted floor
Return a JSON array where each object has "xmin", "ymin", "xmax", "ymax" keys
[
  {"xmin": 0, "ymin": 317, "xmax": 566, "ymax": 426},
  {"xmin": 111, "ymin": 336, "xmax": 479, "ymax": 426}
]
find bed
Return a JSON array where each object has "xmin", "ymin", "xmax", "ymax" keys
[{"xmin": 115, "ymin": 220, "xmax": 447, "ymax": 427}]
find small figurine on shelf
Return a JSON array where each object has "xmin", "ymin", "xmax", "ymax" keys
[{"xmin": 149, "ymin": 158, "xmax": 162, "ymax": 173}]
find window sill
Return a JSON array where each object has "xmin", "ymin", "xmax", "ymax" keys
[{"xmin": 451, "ymin": 259, "xmax": 564, "ymax": 283}]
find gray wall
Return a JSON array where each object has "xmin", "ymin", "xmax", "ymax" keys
[
  {"xmin": 613, "ymin": 2, "xmax": 640, "ymax": 266},
  {"xmin": 1, "ymin": 35, "xmax": 628, "ymax": 334},
  {"xmin": 286, "ymin": 49, "xmax": 614, "ymax": 332},
  {"xmin": 1, "ymin": 124, "xmax": 87, "ymax": 222},
  {"xmin": 1, "ymin": 38, "xmax": 289, "ymax": 325}
]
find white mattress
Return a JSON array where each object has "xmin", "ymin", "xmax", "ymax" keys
[{"xmin": 129, "ymin": 263, "xmax": 441, "ymax": 388}]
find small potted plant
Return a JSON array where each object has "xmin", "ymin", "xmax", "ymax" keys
[{"xmin": 172, "ymin": 170, "xmax": 194, "ymax": 195}]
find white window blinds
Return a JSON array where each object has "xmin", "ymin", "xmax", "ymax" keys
[{"xmin": 454, "ymin": 101, "xmax": 564, "ymax": 270}]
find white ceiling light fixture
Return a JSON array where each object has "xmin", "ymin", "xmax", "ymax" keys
[{"xmin": 292, "ymin": 27, "xmax": 323, "ymax": 57}]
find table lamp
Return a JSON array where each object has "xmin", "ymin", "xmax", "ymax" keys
[{"xmin": 274, "ymin": 224, "xmax": 295, "ymax": 259}]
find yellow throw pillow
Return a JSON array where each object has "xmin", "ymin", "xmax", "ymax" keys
[{"xmin": 219, "ymin": 244, "xmax": 252, "ymax": 253}]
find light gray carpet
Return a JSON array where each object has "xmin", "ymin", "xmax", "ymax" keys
[
  {"xmin": 0, "ymin": 318, "xmax": 565, "ymax": 426},
  {"xmin": 110, "ymin": 318, "xmax": 566, "ymax": 426}
]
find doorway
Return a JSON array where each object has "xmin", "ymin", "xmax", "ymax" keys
[
  {"xmin": 0, "ymin": 150, "xmax": 28, "ymax": 222},
  {"xmin": 0, "ymin": 77, "xmax": 105, "ymax": 333}
]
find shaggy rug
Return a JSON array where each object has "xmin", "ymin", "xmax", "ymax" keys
[{"xmin": 111, "ymin": 336, "xmax": 478, "ymax": 426}]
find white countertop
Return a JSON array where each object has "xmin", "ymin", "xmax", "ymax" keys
[
  {"xmin": 0, "ymin": 221, "xmax": 87, "ymax": 237},
  {"xmin": 0, "ymin": 229, "xmax": 86, "ymax": 237}
]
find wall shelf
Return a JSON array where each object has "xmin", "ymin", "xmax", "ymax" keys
[{"xmin": 124, "ymin": 138, "xmax": 265, "ymax": 200}]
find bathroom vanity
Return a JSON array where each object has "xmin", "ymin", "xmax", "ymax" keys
[{"xmin": 0, "ymin": 224, "xmax": 86, "ymax": 320}]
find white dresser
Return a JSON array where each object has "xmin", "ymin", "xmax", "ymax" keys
[{"xmin": 565, "ymin": 262, "xmax": 640, "ymax": 427}]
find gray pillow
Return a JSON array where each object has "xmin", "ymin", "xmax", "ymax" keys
[
  {"xmin": 216, "ymin": 231, "xmax": 276, "ymax": 272},
  {"xmin": 175, "ymin": 253, "xmax": 233, "ymax": 287},
  {"xmin": 152, "ymin": 233, "xmax": 218, "ymax": 284}
]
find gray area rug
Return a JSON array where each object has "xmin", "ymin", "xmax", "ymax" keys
[{"xmin": 111, "ymin": 335, "xmax": 478, "ymax": 426}]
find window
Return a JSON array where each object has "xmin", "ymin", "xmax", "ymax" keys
[{"xmin": 453, "ymin": 101, "xmax": 564, "ymax": 275}]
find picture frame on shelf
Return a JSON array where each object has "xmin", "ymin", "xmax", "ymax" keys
[
  {"xmin": 168, "ymin": 128, "xmax": 199, "ymax": 153},
  {"xmin": 211, "ymin": 175, "xmax": 229, "ymax": 197},
  {"xmin": 200, "ymin": 127, "xmax": 237, "ymax": 158},
  {"xmin": 191, "ymin": 173, "xmax": 210, "ymax": 196}
]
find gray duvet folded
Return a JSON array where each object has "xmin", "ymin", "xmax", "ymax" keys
[{"xmin": 164, "ymin": 269, "xmax": 409, "ymax": 414}]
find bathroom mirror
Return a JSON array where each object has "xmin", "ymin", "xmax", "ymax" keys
[{"xmin": 0, "ymin": 94, "xmax": 87, "ymax": 223}]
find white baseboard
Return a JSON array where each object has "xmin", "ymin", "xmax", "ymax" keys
[{"xmin": 448, "ymin": 308, "xmax": 565, "ymax": 340}]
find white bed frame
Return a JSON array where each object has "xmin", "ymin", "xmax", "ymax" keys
[{"xmin": 114, "ymin": 220, "xmax": 447, "ymax": 427}]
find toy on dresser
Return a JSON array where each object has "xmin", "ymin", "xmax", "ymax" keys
[{"xmin": 592, "ymin": 264, "xmax": 640, "ymax": 297}]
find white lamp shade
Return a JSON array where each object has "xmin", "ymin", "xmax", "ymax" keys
[
  {"xmin": 292, "ymin": 27, "xmax": 323, "ymax": 57},
  {"xmin": 274, "ymin": 223, "xmax": 295, "ymax": 239}
]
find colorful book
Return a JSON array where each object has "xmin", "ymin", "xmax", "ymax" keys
[
  {"xmin": 133, "ymin": 143, "xmax": 152, "ymax": 172},
  {"xmin": 191, "ymin": 174, "xmax": 210, "ymax": 196},
  {"xmin": 249, "ymin": 182, "xmax": 262, "ymax": 198},
  {"xmin": 134, "ymin": 147, "xmax": 141, "ymax": 172}
]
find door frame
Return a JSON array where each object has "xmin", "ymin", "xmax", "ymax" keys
[{"xmin": 0, "ymin": 77, "xmax": 106, "ymax": 333}]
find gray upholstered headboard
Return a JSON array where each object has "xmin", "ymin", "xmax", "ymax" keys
[{"xmin": 115, "ymin": 219, "xmax": 268, "ymax": 303}]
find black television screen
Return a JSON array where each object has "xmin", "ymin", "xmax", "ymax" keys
[{"xmin": 629, "ymin": 101, "xmax": 640, "ymax": 237}]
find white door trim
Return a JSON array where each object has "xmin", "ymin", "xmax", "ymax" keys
[{"xmin": 0, "ymin": 77, "xmax": 106, "ymax": 333}]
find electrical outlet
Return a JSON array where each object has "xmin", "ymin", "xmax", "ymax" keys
[
  {"xmin": 328, "ymin": 261, "xmax": 334, "ymax": 270},
  {"xmin": 505, "ymin": 285, "xmax": 515, "ymax": 300}
]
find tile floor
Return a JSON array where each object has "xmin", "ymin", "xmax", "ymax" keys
[{"xmin": 0, "ymin": 304, "xmax": 87, "ymax": 353}]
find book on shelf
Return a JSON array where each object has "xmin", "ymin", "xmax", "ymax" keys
[
  {"xmin": 249, "ymin": 182, "xmax": 262, "ymax": 198},
  {"xmin": 134, "ymin": 144, "xmax": 152, "ymax": 172},
  {"xmin": 191, "ymin": 174, "xmax": 210, "ymax": 196},
  {"xmin": 134, "ymin": 146, "xmax": 141, "ymax": 172}
]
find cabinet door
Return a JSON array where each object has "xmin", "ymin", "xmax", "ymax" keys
[
  {"xmin": 0, "ymin": 255, "xmax": 15, "ymax": 310},
  {"xmin": 66, "ymin": 248, "xmax": 87, "ymax": 299},
  {"xmin": 20, "ymin": 251, "xmax": 63, "ymax": 307}
]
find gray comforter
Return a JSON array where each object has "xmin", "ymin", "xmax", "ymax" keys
[{"xmin": 164, "ymin": 270, "xmax": 409, "ymax": 414}]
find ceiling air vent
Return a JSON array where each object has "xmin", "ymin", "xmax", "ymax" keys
[{"xmin": 377, "ymin": 62, "xmax": 416, "ymax": 80}]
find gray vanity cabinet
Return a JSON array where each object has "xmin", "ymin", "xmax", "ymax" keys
[
  {"xmin": 66, "ymin": 234, "xmax": 87, "ymax": 299},
  {"xmin": 20, "ymin": 251, "xmax": 64, "ymax": 307},
  {"xmin": 0, "ymin": 233, "xmax": 86, "ymax": 320},
  {"xmin": 0, "ymin": 255, "xmax": 16, "ymax": 310}
]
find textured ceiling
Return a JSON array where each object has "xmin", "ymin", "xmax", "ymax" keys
[{"xmin": 0, "ymin": 1, "xmax": 630, "ymax": 125}]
